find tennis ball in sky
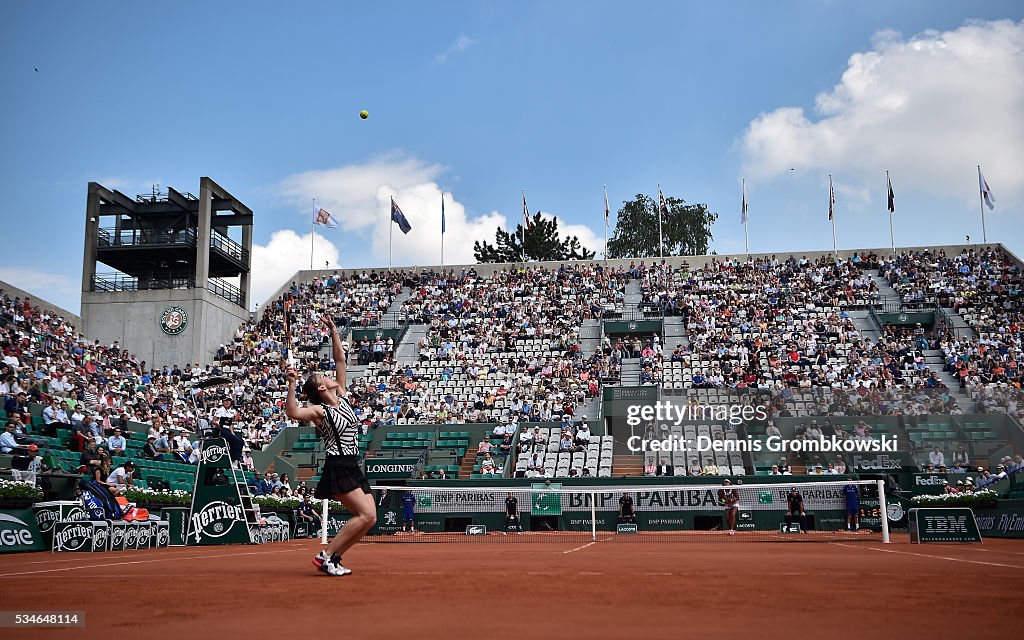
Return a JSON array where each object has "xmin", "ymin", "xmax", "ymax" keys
[{"xmin": 359, "ymin": 110, "xmax": 369, "ymax": 119}]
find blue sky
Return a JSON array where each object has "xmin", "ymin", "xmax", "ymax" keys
[{"xmin": 1, "ymin": 1, "xmax": 1022, "ymax": 313}]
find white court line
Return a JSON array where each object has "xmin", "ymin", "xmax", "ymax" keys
[
  {"xmin": 0, "ymin": 546, "xmax": 306, "ymax": 578},
  {"xmin": 0, "ymin": 542, "xmax": 313, "ymax": 568},
  {"xmin": 563, "ymin": 541, "xmax": 598, "ymax": 554},
  {"xmin": 832, "ymin": 543, "xmax": 1024, "ymax": 570},
  {"xmin": 930, "ymin": 545, "xmax": 1024, "ymax": 557}
]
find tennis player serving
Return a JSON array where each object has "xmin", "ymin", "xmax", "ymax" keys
[{"xmin": 286, "ymin": 314, "xmax": 376, "ymax": 576}]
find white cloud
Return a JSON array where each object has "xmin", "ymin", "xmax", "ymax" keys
[
  {"xmin": 278, "ymin": 154, "xmax": 446, "ymax": 231},
  {"xmin": 250, "ymin": 229, "xmax": 341, "ymax": 306},
  {"xmin": 370, "ymin": 183, "xmax": 505, "ymax": 267},
  {"xmin": 539, "ymin": 212, "xmax": 604, "ymax": 258},
  {"xmin": 277, "ymin": 156, "xmax": 603, "ymax": 271},
  {"xmin": 0, "ymin": 268, "xmax": 81, "ymax": 316},
  {"xmin": 741, "ymin": 19, "xmax": 1024, "ymax": 206},
  {"xmin": 434, "ymin": 35, "xmax": 474, "ymax": 63}
]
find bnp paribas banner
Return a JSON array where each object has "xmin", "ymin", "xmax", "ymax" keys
[{"xmin": 408, "ymin": 486, "xmax": 857, "ymax": 514}]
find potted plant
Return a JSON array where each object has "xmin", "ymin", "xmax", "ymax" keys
[
  {"xmin": 0, "ymin": 478, "xmax": 44, "ymax": 508},
  {"xmin": 910, "ymin": 489, "xmax": 998, "ymax": 510}
]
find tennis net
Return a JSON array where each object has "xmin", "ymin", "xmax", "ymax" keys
[{"xmin": 356, "ymin": 479, "xmax": 890, "ymax": 543}]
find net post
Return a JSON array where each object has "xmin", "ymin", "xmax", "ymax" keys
[
  {"xmin": 591, "ymin": 490, "xmax": 597, "ymax": 542},
  {"xmin": 876, "ymin": 480, "xmax": 890, "ymax": 544},
  {"xmin": 321, "ymin": 498, "xmax": 329, "ymax": 545}
]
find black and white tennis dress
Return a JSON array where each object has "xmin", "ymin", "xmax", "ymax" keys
[{"xmin": 313, "ymin": 399, "xmax": 371, "ymax": 499}]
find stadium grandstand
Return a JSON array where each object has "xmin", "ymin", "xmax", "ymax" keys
[{"xmin": 2, "ymin": 243, "xmax": 1023, "ymax": 514}]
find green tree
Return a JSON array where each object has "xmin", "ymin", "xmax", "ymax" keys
[
  {"xmin": 606, "ymin": 193, "xmax": 717, "ymax": 259},
  {"xmin": 474, "ymin": 212, "xmax": 597, "ymax": 263}
]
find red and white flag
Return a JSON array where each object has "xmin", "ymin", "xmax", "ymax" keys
[{"xmin": 314, "ymin": 207, "xmax": 337, "ymax": 228}]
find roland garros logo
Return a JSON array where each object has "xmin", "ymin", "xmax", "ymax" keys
[
  {"xmin": 191, "ymin": 501, "xmax": 243, "ymax": 542},
  {"xmin": 202, "ymin": 443, "xmax": 229, "ymax": 464},
  {"xmin": 157, "ymin": 527, "xmax": 170, "ymax": 546},
  {"xmin": 112, "ymin": 526, "xmax": 126, "ymax": 547},
  {"xmin": 160, "ymin": 306, "xmax": 188, "ymax": 336}
]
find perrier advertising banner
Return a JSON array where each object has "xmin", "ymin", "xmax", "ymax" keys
[{"xmin": 186, "ymin": 439, "xmax": 254, "ymax": 545}]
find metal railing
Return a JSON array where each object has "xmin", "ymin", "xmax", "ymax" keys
[
  {"xmin": 92, "ymin": 272, "xmax": 195, "ymax": 292},
  {"xmin": 210, "ymin": 231, "xmax": 250, "ymax": 265},
  {"xmin": 208, "ymin": 277, "xmax": 244, "ymax": 307},
  {"xmin": 97, "ymin": 227, "xmax": 197, "ymax": 249},
  {"xmin": 603, "ymin": 305, "xmax": 667, "ymax": 321}
]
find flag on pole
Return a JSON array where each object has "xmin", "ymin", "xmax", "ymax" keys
[
  {"xmin": 441, "ymin": 193, "xmax": 446, "ymax": 233},
  {"xmin": 523, "ymin": 191, "xmax": 532, "ymax": 229},
  {"xmin": 979, "ymin": 170, "xmax": 996, "ymax": 210},
  {"xmin": 390, "ymin": 197, "xmax": 412, "ymax": 234},
  {"xmin": 658, "ymin": 186, "xmax": 668, "ymax": 220},
  {"xmin": 828, "ymin": 176, "xmax": 835, "ymax": 220},
  {"xmin": 740, "ymin": 182, "xmax": 748, "ymax": 224},
  {"xmin": 314, "ymin": 207, "xmax": 337, "ymax": 228},
  {"xmin": 887, "ymin": 175, "xmax": 895, "ymax": 213},
  {"xmin": 604, "ymin": 186, "xmax": 610, "ymax": 223}
]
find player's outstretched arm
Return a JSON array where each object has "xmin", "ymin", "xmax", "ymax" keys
[
  {"xmin": 322, "ymin": 315, "xmax": 348, "ymax": 389},
  {"xmin": 285, "ymin": 366, "xmax": 324, "ymax": 423}
]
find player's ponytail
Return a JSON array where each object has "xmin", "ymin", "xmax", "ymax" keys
[{"xmin": 302, "ymin": 375, "xmax": 324, "ymax": 405}]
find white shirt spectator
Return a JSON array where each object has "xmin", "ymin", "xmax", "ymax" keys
[
  {"xmin": 106, "ymin": 466, "xmax": 133, "ymax": 488},
  {"xmin": 929, "ymin": 450, "xmax": 945, "ymax": 467}
]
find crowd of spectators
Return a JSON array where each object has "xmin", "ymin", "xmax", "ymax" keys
[{"xmin": 4, "ymin": 245, "xmax": 1024, "ymax": 484}]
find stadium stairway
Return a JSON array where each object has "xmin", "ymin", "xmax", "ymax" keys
[
  {"xmin": 576, "ymin": 395, "xmax": 601, "ymax": 422},
  {"xmin": 387, "ymin": 289, "xmax": 411, "ymax": 314},
  {"xmin": 346, "ymin": 363, "xmax": 369, "ymax": 381},
  {"xmin": 624, "ymin": 280, "xmax": 643, "ymax": 309},
  {"xmin": 663, "ymin": 315, "xmax": 687, "ymax": 346},
  {"xmin": 394, "ymin": 323, "xmax": 427, "ymax": 363},
  {"xmin": 868, "ymin": 269, "xmax": 901, "ymax": 301},
  {"xmin": 940, "ymin": 307, "xmax": 976, "ymax": 340},
  {"xmin": 612, "ymin": 454, "xmax": 644, "ymax": 477},
  {"xmin": 580, "ymin": 319, "xmax": 602, "ymax": 355},
  {"xmin": 459, "ymin": 447, "xmax": 479, "ymax": 478},
  {"xmin": 924, "ymin": 350, "xmax": 973, "ymax": 411},
  {"xmin": 621, "ymin": 357, "xmax": 641, "ymax": 386},
  {"xmin": 848, "ymin": 310, "xmax": 881, "ymax": 342}
]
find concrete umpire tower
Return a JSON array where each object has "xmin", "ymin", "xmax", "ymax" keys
[{"xmin": 81, "ymin": 178, "xmax": 253, "ymax": 368}]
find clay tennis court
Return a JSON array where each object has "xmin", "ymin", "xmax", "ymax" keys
[{"xmin": 2, "ymin": 536, "xmax": 1020, "ymax": 640}]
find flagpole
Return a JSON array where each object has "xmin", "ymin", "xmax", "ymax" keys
[
  {"xmin": 978, "ymin": 165, "xmax": 988, "ymax": 244},
  {"xmin": 887, "ymin": 171, "xmax": 895, "ymax": 256},
  {"xmin": 741, "ymin": 178, "xmax": 749, "ymax": 260},
  {"xmin": 829, "ymin": 175, "xmax": 838, "ymax": 260},
  {"xmin": 657, "ymin": 182, "xmax": 664, "ymax": 259},
  {"xmin": 389, "ymin": 196, "xmax": 394, "ymax": 271},
  {"xmin": 603, "ymin": 185, "xmax": 609, "ymax": 268},
  {"xmin": 310, "ymin": 198, "xmax": 316, "ymax": 270},
  {"xmin": 521, "ymin": 189, "xmax": 527, "ymax": 264},
  {"xmin": 440, "ymin": 193, "xmax": 445, "ymax": 270}
]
